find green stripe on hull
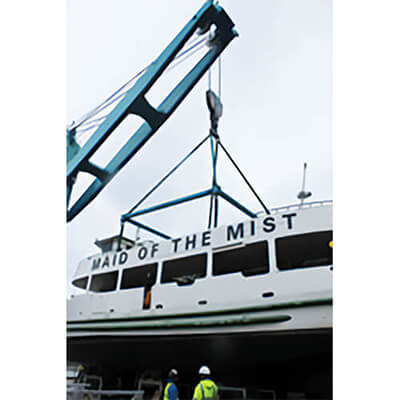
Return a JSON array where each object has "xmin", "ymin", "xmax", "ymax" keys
[
  {"xmin": 68, "ymin": 314, "xmax": 291, "ymax": 331},
  {"xmin": 67, "ymin": 298, "xmax": 331, "ymax": 332}
]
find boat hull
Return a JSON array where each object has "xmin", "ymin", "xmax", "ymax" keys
[{"xmin": 67, "ymin": 324, "xmax": 332, "ymax": 395}]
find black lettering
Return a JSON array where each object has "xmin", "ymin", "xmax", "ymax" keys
[
  {"xmin": 263, "ymin": 217, "xmax": 276, "ymax": 233},
  {"xmin": 138, "ymin": 247, "xmax": 148, "ymax": 260},
  {"xmin": 118, "ymin": 251, "xmax": 128, "ymax": 264},
  {"xmin": 282, "ymin": 213, "xmax": 297, "ymax": 229},
  {"xmin": 172, "ymin": 238, "xmax": 181, "ymax": 253},
  {"xmin": 92, "ymin": 258, "xmax": 101, "ymax": 270},
  {"xmin": 151, "ymin": 243, "xmax": 159, "ymax": 258},
  {"xmin": 250, "ymin": 220, "xmax": 255, "ymax": 236},
  {"xmin": 185, "ymin": 234, "xmax": 196, "ymax": 251},
  {"xmin": 112, "ymin": 253, "xmax": 117, "ymax": 266},
  {"xmin": 202, "ymin": 231, "xmax": 211, "ymax": 246},
  {"xmin": 227, "ymin": 223, "xmax": 244, "ymax": 241},
  {"xmin": 102, "ymin": 256, "xmax": 110, "ymax": 269}
]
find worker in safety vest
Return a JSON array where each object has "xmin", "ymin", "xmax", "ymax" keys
[
  {"xmin": 163, "ymin": 369, "xmax": 179, "ymax": 400},
  {"xmin": 192, "ymin": 366, "xmax": 218, "ymax": 400}
]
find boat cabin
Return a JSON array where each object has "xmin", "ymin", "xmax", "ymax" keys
[{"xmin": 68, "ymin": 201, "xmax": 332, "ymax": 321}]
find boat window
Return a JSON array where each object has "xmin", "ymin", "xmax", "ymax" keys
[
  {"xmin": 161, "ymin": 253, "xmax": 207, "ymax": 285},
  {"xmin": 275, "ymin": 230, "xmax": 333, "ymax": 270},
  {"xmin": 120, "ymin": 263, "xmax": 157, "ymax": 290},
  {"xmin": 212, "ymin": 241, "xmax": 269, "ymax": 277},
  {"xmin": 89, "ymin": 271, "xmax": 119, "ymax": 292},
  {"xmin": 72, "ymin": 276, "xmax": 88, "ymax": 290}
]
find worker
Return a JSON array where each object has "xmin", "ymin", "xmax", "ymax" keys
[
  {"xmin": 163, "ymin": 369, "xmax": 179, "ymax": 400},
  {"xmin": 192, "ymin": 366, "xmax": 218, "ymax": 400}
]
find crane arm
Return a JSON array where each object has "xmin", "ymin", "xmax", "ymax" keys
[{"xmin": 67, "ymin": 0, "xmax": 238, "ymax": 221}]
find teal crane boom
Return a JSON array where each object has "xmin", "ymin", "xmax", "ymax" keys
[{"xmin": 67, "ymin": 0, "xmax": 238, "ymax": 221}]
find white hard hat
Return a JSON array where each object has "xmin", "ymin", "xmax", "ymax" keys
[
  {"xmin": 169, "ymin": 369, "xmax": 178, "ymax": 377},
  {"xmin": 199, "ymin": 366, "xmax": 211, "ymax": 375}
]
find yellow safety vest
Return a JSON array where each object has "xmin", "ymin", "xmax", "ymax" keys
[
  {"xmin": 164, "ymin": 382, "xmax": 171, "ymax": 400},
  {"xmin": 164, "ymin": 382, "xmax": 179, "ymax": 400},
  {"xmin": 193, "ymin": 379, "xmax": 218, "ymax": 400}
]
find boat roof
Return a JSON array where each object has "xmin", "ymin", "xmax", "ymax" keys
[{"xmin": 95, "ymin": 235, "xmax": 135, "ymax": 253}]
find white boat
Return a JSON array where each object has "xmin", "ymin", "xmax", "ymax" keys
[
  {"xmin": 66, "ymin": 1, "xmax": 332, "ymax": 396},
  {"xmin": 67, "ymin": 201, "xmax": 332, "ymax": 398},
  {"xmin": 68, "ymin": 200, "xmax": 332, "ymax": 337}
]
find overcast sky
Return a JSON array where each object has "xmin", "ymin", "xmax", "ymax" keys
[{"xmin": 67, "ymin": 0, "xmax": 332, "ymax": 286}]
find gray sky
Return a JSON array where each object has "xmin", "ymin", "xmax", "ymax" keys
[{"xmin": 67, "ymin": 0, "xmax": 332, "ymax": 285}]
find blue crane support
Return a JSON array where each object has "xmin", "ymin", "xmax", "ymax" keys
[{"xmin": 67, "ymin": 0, "xmax": 238, "ymax": 221}]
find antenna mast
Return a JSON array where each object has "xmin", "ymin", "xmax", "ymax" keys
[{"xmin": 297, "ymin": 162, "xmax": 312, "ymax": 205}]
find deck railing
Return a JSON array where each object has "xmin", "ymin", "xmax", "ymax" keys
[{"xmin": 256, "ymin": 200, "xmax": 333, "ymax": 216}]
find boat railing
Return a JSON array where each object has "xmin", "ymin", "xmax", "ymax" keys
[
  {"xmin": 67, "ymin": 386, "xmax": 144, "ymax": 400},
  {"xmin": 256, "ymin": 200, "xmax": 333, "ymax": 216}
]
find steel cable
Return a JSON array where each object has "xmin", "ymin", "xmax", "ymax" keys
[
  {"xmin": 71, "ymin": 36, "xmax": 208, "ymax": 134},
  {"xmin": 125, "ymin": 133, "xmax": 211, "ymax": 215}
]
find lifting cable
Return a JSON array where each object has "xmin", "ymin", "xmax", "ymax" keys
[
  {"xmin": 218, "ymin": 141, "xmax": 271, "ymax": 215},
  {"xmin": 125, "ymin": 133, "xmax": 211, "ymax": 215},
  {"xmin": 71, "ymin": 64, "xmax": 148, "ymax": 131},
  {"xmin": 207, "ymin": 50, "xmax": 270, "ymax": 217}
]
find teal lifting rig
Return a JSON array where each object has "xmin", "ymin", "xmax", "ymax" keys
[
  {"xmin": 119, "ymin": 88, "xmax": 271, "ymax": 241},
  {"xmin": 67, "ymin": 0, "xmax": 238, "ymax": 221}
]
